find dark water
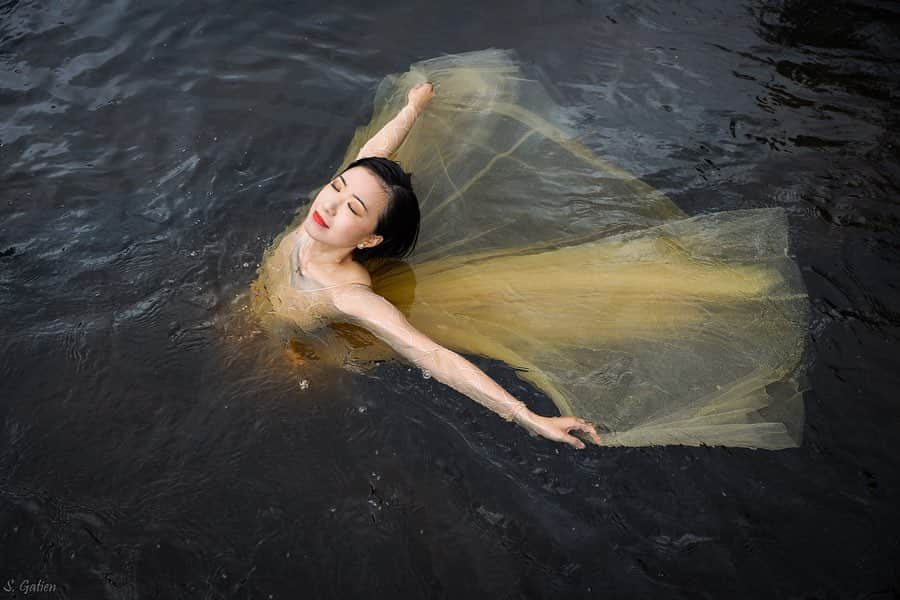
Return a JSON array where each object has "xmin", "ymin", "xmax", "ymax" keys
[{"xmin": 2, "ymin": 0, "xmax": 899, "ymax": 597}]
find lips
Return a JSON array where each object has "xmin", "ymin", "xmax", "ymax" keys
[{"xmin": 312, "ymin": 210, "xmax": 329, "ymax": 228}]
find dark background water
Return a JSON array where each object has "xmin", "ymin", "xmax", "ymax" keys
[{"xmin": 2, "ymin": 0, "xmax": 899, "ymax": 598}]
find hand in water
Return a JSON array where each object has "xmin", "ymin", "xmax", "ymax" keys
[
  {"xmin": 524, "ymin": 415, "xmax": 603, "ymax": 449},
  {"xmin": 407, "ymin": 81, "xmax": 435, "ymax": 112}
]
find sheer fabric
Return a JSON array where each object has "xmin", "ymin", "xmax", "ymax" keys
[{"xmin": 257, "ymin": 48, "xmax": 809, "ymax": 449}]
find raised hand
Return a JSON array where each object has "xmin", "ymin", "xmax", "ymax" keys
[
  {"xmin": 407, "ymin": 81, "xmax": 435, "ymax": 112},
  {"xmin": 355, "ymin": 82, "xmax": 433, "ymax": 159}
]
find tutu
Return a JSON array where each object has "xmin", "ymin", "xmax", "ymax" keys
[{"xmin": 255, "ymin": 48, "xmax": 808, "ymax": 449}]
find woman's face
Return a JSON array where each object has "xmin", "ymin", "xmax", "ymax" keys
[{"xmin": 303, "ymin": 166, "xmax": 389, "ymax": 249}]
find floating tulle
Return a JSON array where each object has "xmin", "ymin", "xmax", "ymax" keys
[{"xmin": 266, "ymin": 48, "xmax": 809, "ymax": 449}]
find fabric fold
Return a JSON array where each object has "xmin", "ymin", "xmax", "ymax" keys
[{"xmin": 272, "ymin": 48, "xmax": 809, "ymax": 449}]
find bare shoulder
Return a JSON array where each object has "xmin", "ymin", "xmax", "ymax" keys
[
  {"xmin": 340, "ymin": 261, "xmax": 373, "ymax": 287},
  {"xmin": 330, "ymin": 280, "xmax": 432, "ymax": 348},
  {"xmin": 330, "ymin": 278, "xmax": 396, "ymax": 321},
  {"xmin": 321, "ymin": 261, "xmax": 372, "ymax": 292}
]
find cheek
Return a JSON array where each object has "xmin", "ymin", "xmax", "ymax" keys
[{"xmin": 333, "ymin": 214, "xmax": 373, "ymax": 241}]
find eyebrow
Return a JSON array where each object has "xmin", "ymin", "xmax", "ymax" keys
[{"xmin": 339, "ymin": 174, "xmax": 368, "ymax": 212}]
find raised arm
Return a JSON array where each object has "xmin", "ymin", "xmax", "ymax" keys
[
  {"xmin": 355, "ymin": 82, "xmax": 434, "ymax": 160},
  {"xmin": 331, "ymin": 285, "xmax": 602, "ymax": 448}
]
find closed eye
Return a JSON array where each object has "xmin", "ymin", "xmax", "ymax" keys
[
  {"xmin": 332, "ymin": 179, "xmax": 360, "ymax": 216},
  {"xmin": 334, "ymin": 175, "xmax": 369, "ymax": 213}
]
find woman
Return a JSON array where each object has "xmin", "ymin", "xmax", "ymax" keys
[
  {"xmin": 252, "ymin": 81, "xmax": 603, "ymax": 450},
  {"xmin": 251, "ymin": 49, "xmax": 808, "ymax": 450}
]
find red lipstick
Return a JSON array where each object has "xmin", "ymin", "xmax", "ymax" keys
[{"xmin": 312, "ymin": 210, "xmax": 329, "ymax": 228}]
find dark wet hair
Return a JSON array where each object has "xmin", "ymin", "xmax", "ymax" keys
[{"xmin": 342, "ymin": 156, "xmax": 420, "ymax": 262}]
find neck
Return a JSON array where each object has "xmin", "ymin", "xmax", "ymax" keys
[{"xmin": 299, "ymin": 232, "xmax": 354, "ymax": 270}]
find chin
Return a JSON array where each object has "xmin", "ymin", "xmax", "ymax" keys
[
  {"xmin": 302, "ymin": 218, "xmax": 324, "ymax": 240},
  {"xmin": 302, "ymin": 218, "xmax": 343, "ymax": 246}
]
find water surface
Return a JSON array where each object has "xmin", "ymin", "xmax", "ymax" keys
[{"xmin": 1, "ymin": 0, "xmax": 898, "ymax": 597}]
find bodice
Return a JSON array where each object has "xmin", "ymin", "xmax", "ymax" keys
[{"xmin": 250, "ymin": 228, "xmax": 343, "ymax": 333}]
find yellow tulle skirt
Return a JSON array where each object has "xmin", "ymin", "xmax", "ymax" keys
[{"xmin": 264, "ymin": 48, "xmax": 808, "ymax": 450}]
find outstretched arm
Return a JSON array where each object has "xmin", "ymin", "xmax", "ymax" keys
[
  {"xmin": 355, "ymin": 82, "xmax": 435, "ymax": 160},
  {"xmin": 331, "ymin": 285, "xmax": 602, "ymax": 449}
]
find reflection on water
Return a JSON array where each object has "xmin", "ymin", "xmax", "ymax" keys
[{"xmin": 1, "ymin": 0, "xmax": 898, "ymax": 597}]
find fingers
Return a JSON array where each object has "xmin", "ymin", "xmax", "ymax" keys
[
  {"xmin": 537, "ymin": 416, "xmax": 603, "ymax": 450},
  {"xmin": 554, "ymin": 418, "xmax": 586, "ymax": 449},
  {"xmin": 576, "ymin": 423, "xmax": 603, "ymax": 445},
  {"xmin": 566, "ymin": 435, "xmax": 586, "ymax": 450},
  {"xmin": 568, "ymin": 418, "xmax": 604, "ymax": 446},
  {"xmin": 409, "ymin": 82, "xmax": 436, "ymax": 106}
]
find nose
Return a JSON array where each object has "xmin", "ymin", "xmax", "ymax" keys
[{"xmin": 321, "ymin": 193, "xmax": 340, "ymax": 215}]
